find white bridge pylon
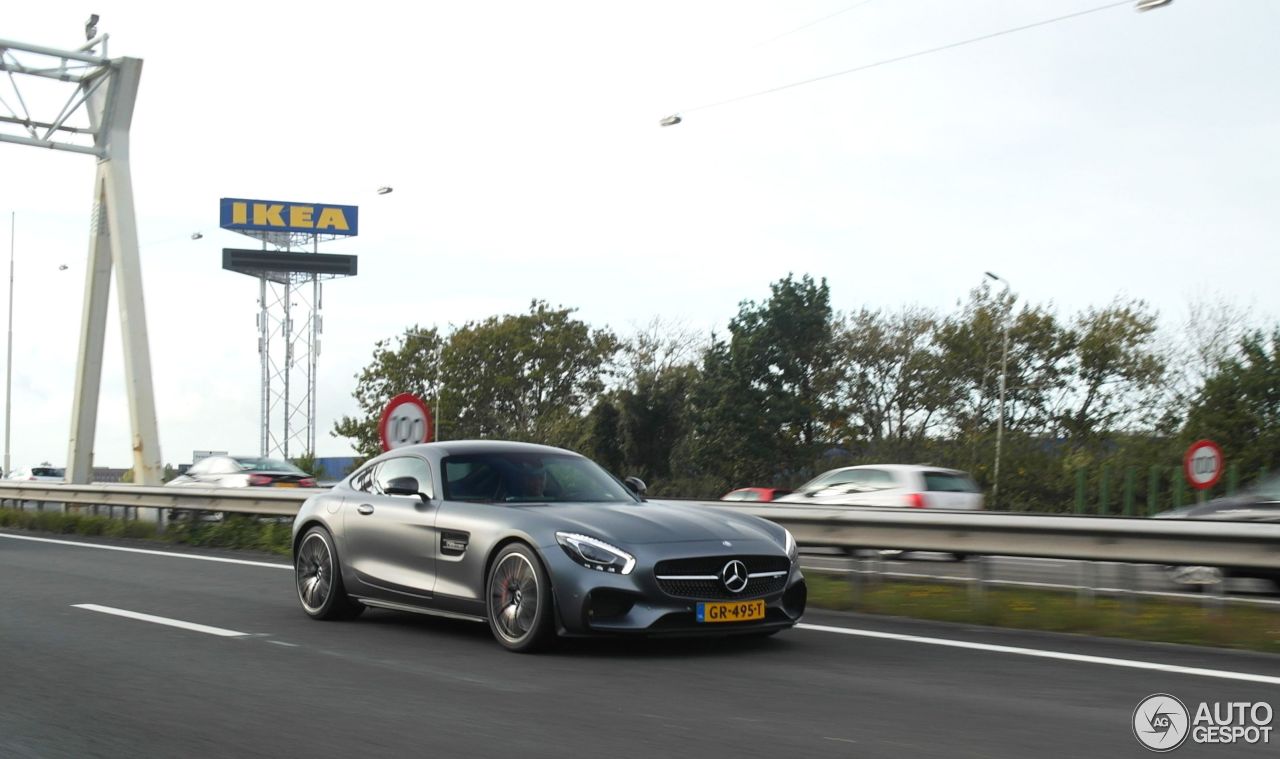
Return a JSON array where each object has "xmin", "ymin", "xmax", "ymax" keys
[{"xmin": 0, "ymin": 29, "xmax": 163, "ymax": 485}]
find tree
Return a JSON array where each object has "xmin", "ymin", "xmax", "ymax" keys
[
  {"xmin": 439, "ymin": 301, "xmax": 618, "ymax": 446},
  {"xmin": 679, "ymin": 274, "xmax": 838, "ymax": 491},
  {"xmin": 831, "ymin": 307, "xmax": 956, "ymax": 452},
  {"xmin": 291, "ymin": 452, "xmax": 321, "ymax": 478},
  {"xmin": 333, "ymin": 325, "xmax": 445, "ymax": 457},
  {"xmin": 1183, "ymin": 328, "xmax": 1280, "ymax": 476},
  {"xmin": 727, "ymin": 274, "xmax": 838, "ymax": 467},
  {"xmin": 1053, "ymin": 299, "xmax": 1167, "ymax": 441}
]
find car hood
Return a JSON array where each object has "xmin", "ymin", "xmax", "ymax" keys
[{"xmin": 533, "ymin": 499, "xmax": 782, "ymax": 546}]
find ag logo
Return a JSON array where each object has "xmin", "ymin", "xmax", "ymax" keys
[{"xmin": 1134, "ymin": 694, "xmax": 1190, "ymax": 752}]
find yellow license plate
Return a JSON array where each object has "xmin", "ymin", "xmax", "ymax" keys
[
  {"xmin": 274, "ymin": 482, "xmax": 298, "ymax": 488},
  {"xmin": 697, "ymin": 599, "xmax": 766, "ymax": 623}
]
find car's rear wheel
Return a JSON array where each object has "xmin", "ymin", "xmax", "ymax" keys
[
  {"xmin": 486, "ymin": 544, "xmax": 555, "ymax": 653},
  {"xmin": 296, "ymin": 526, "xmax": 364, "ymax": 620}
]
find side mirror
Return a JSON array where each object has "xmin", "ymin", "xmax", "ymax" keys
[
  {"xmin": 623, "ymin": 476, "xmax": 647, "ymax": 497},
  {"xmin": 384, "ymin": 476, "xmax": 423, "ymax": 498}
]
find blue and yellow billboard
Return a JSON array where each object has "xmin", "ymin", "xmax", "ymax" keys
[{"xmin": 219, "ymin": 198, "xmax": 358, "ymax": 236}]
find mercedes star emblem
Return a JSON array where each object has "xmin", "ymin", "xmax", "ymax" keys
[{"xmin": 720, "ymin": 559, "xmax": 749, "ymax": 594}]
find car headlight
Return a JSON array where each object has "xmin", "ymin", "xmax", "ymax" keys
[
  {"xmin": 783, "ymin": 528, "xmax": 798, "ymax": 562},
  {"xmin": 556, "ymin": 532, "xmax": 635, "ymax": 575}
]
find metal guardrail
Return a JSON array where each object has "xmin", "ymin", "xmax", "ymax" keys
[
  {"xmin": 1, "ymin": 482, "xmax": 1277, "ymax": 571},
  {"xmin": 705, "ymin": 503, "xmax": 1280, "ymax": 571},
  {"xmin": 0, "ymin": 482, "xmax": 306, "ymax": 516}
]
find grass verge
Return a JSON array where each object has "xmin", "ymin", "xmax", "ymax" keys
[
  {"xmin": 806, "ymin": 572, "xmax": 1280, "ymax": 654},
  {"xmin": 0, "ymin": 507, "xmax": 291, "ymax": 556}
]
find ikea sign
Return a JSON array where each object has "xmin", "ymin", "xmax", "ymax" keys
[{"xmin": 219, "ymin": 198, "xmax": 358, "ymax": 236}]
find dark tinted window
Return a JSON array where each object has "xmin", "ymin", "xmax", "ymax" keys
[
  {"xmin": 923, "ymin": 472, "xmax": 980, "ymax": 493},
  {"xmin": 1251, "ymin": 474, "xmax": 1280, "ymax": 501},
  {"xmin": 442, "ymin": 452, "xmax": 636, "ymax": 504},
  {"xmin": 32, "ymin": 467, "xmax": 65, "ymax": 477}
]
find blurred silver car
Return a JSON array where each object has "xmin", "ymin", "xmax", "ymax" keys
[
  {"xmin": 775, "ymin": 464, "xmax": 984, "ymax": 510},
  {"xmin": 1154, "ymin": 474, "xmax": 1280, "ymax": 590},
  {"xmin": 7, "ymin": 465, "xmax": 66, "ymax": 482},
  {"xmin": 167, "ymin": 455, "xmax": 317, "ymax": 489}
]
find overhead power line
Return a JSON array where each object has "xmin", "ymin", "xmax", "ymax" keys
[
  {"xmin": 664, "ymin": 0, "xmax": 1140, "ymax": 122},
  {"xmin": 753, "ymin": 0, "xmax": 880, "ymax": 47}
]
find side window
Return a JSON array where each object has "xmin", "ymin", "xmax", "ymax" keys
[
  {"xmin": 350, "ymin": 465, "xmax": 377, "ymax": 493},
  {"xmin": 861, "ymin": 469, "xmax": 895, "ymax": 490},
  {"xmin": 740, "ymin": 490, "xmax": 762, "ymax": 502},
  {"xmin": 374, "ymin": 456, "xmax": 434, "ymax": 498}
]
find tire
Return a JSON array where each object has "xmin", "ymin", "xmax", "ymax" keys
[
  {"xmin": 486, "ymin": 543, "xmax": 555, "ymax": 653},
  {"xmin": 295, "ymin": 526, "xmax": 364, "ymax": 620}
]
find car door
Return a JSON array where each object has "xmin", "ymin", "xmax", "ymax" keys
[{"xmin": 342, "ymin": 455, "xmax": 439, "ymax": 601}]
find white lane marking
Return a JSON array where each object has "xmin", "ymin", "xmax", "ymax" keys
[
  {"xmin": 0, "ymin": 532, "xmax": 291, "ymax": 570},
  {"xmin": 797, "ymin": 623, "xmax": 1280, "ymax": 685},
  {"xmin": 72, "ymin": 604, "xmax": 250, "ymax": 637}
]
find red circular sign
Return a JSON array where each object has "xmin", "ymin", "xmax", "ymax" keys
[
  {"xmin": 1183, "ymin": 439, "xmax": 1224, "ymax": 491},
  {"xmin": 378, "ymin": 393, "xmax": 434, "ymax": 452}
]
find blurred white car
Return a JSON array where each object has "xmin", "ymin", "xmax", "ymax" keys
[
  {"xmin": 774, "ymin": 464, "xmax": 984, "ymax": 510},
  {"xmin": 7, "ymin": 466, "xmax": 65, "ymax": 482}
]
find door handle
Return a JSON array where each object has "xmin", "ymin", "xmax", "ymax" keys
[{"xmin": 357, "ymin": 504, "xmax": 374, "ymax": 515}]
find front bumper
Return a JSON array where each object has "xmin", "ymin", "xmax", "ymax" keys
[{"xmin": 543, "ymin": 539, "xmax": 807, "ymax": 637}]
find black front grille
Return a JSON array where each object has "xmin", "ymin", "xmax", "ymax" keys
[
  {"xmin": 656, "ymin": 575, "xmax": 788, "ymax": 600},
  {"xmin": 654, "ymin": 555, "xmax": 790, "ymax": 576},
  {"xmin": 654, "ymin": 555, "xmax": 791, "ymax": 600}
]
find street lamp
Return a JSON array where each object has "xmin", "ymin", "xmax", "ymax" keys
[
  {"xmin": 984, "ymin": 271, "xmax": 1012, "ymax": 509},
  {"xmin": 3, "ymin": 215, "xmax": 72, "ymax": 478},
  {"xmin": 4, "ymin": 212, "xmax": 14, "ymax": 478}
]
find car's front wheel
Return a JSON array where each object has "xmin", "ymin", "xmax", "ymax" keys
[
  {"xmin": 295, "ymin": 526, "xmax": 364, "ymax": 620},
  {"xmin": 486, "ymin": 543, "xmax": 555, "ymax": 653}
]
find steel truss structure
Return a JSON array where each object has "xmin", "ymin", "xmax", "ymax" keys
[
  {"xmin": 225, "ymin": 234, "xmax": 354, "ymax": 460},
  {"xmin": 0, "ymin": 29, "xmax": 164, "ymax": 485}
]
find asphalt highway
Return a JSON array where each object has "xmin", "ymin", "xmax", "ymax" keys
[{"xmin": 2, "ymin": 529, "xmax": 1278, "ymax": 758}]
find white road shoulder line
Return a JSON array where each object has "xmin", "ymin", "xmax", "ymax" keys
[
  {"xmin": 0, "ymin": 532, "xmax": 291, "ymax": 569},
  {"xmin": 797, "ymin": 623, "xmax": 1280, "ymax": 685},
  {"xmin": 73, "ymin": 604, "xmax": 250, "ymax": 637}
]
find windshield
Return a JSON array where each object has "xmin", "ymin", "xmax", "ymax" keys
[
  {"xmin": 232, "ymin": 457, "xmax": 306, "ymax": 474},
  {"xmin": 797, "ymin": 469, "xmax": 859, "ymax": 493},
  {"xmin": 1251, "ymin": 474, "xmax": 1280, "ymax": 501},
  {"xmin": 442, "ymin": 452, "xmax": 637, "ymax": 504},
  {"xmin": 32, "ymin": 467, "xmax": 65, "ymax": 477}
]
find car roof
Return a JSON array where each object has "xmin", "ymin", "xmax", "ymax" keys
[
  {"xmin": 820, "ymin": 464, "xmax": 970, "ymax": 475},
  {"xmin": 373, "ymin": 440, "xmax": 580, "ymax": 459}
]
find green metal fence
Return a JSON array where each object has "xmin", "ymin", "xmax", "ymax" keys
[{"xmin": 1069, "ymin": 462, "xmax": 1271, "ymax": 516}]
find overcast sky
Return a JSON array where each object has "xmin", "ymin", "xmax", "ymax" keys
[{"xmin": 1, "ymin": 0, "xmax": 1276, "ymax": 469}]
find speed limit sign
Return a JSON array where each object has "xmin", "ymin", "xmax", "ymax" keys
[
  {"xmin": 378, "ymin": 393, "xmax": 434, "ymax": 452},
  {"xmin": 1183, "ymin": 439, "xmax": 1224, "ymax": 490}
]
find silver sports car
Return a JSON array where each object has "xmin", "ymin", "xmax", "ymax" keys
[{"xmin": 291, "ymin": 440, "xmax": 806, "ymax": 651}]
